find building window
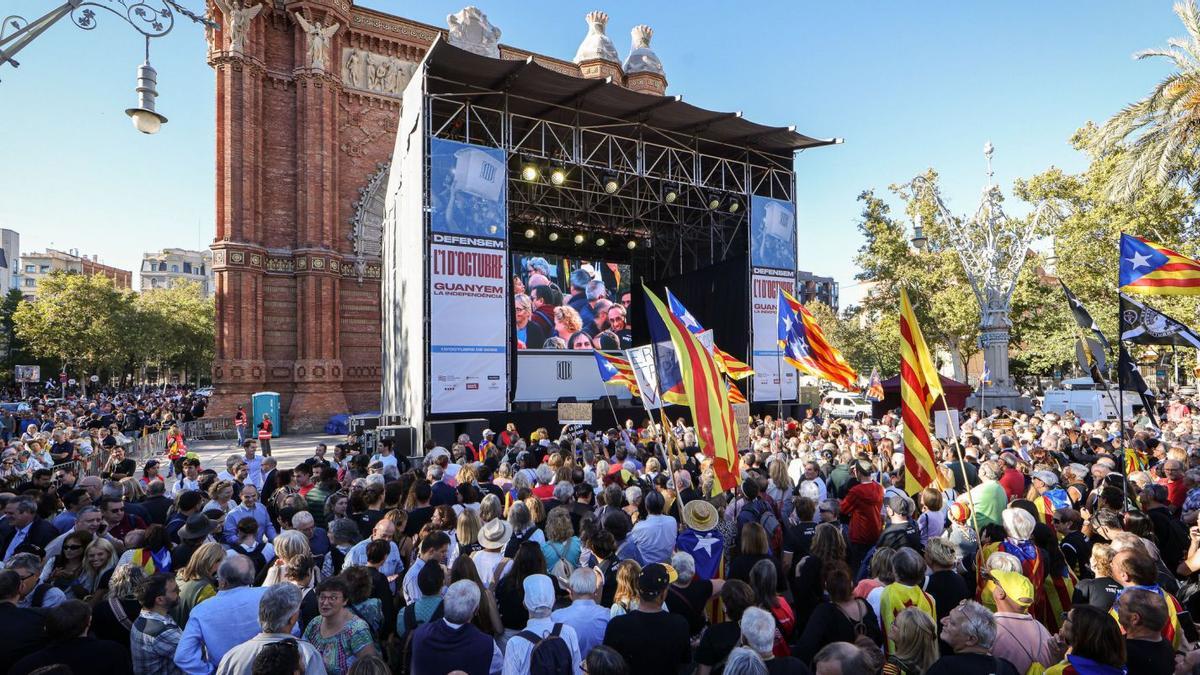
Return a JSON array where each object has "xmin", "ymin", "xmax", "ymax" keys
[
  {"xmin": 183, "ymin": 262, "xmax": 192, "ymax": 274},
  {"xmin": 39, "ymin": 265, "xmax": 49, "ymax": 273},
  {"xmin": 158, "ymin": 262, "xmax": 167, "ymax": 272},
  {"xmin": 24, "ymin": 278, "xmax": 34, "ymax": 287},
  {"xmin": 23, "ymin": 265, "xmax": 34, "ymax": 273},
  {"xmin": 170, "ymin": 264, "xmax": 178, "ymax": 273}
]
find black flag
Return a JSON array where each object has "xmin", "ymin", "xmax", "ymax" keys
[
  {"xmin": 1060, "ymin": 280, "xmax": 1110, "ymax": 350},
  {"xmin": 1119, "ymin": 293, "xmax": 1200, "ymax": 347},
  {"xmin": 1118, "ymin": 344, "xmax": 1158, "ymax": 426}
]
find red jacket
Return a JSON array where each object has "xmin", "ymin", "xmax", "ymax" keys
[
  {"xmin": 842, "ymin": 481, "xmax": 884, "ymax": 545},
  {"xmin": 999, "ymin": 467, "xmax": 1026, "ymax": 500}
]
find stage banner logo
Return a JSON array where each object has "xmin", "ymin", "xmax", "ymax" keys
[
  {"xmin": 750, "ymin": 270, "xmax": 798, "ymax": 402},
  {"xmin": 428, "ymin": 138, "xmax": 508, "ymax": 414}
]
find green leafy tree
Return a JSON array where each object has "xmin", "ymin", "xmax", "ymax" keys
[
  {"xmin": 134, "ymin": 281, "xmax": 215, "ymax": 384},
  {"xmin": 1089, "ymin": 0, "xmax": 1200, "ymax": 202},
  {"xmin": 13, "ymin": 272, "xmax": 130, "ymax": 381}
]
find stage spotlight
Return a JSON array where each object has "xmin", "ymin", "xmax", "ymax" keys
[
  {"xmin": 626, "ymin": 240, "xmax": 637, "ymax": 250},
  {"xmin": 549, "ymin": 166, "xmax": 567, "ymax": 186},
  {"xmin": 595, "ymin": 237, "xmax": 606, "ymax": 246},
  {"xmin": 663, "ymin": 185, "xmax": 678, "ymax": 204},
  {"xmin": 524, "ymin": 228, "xmax": 536, "ymax": 239},
  {"xmin": 574, "ymin": 233, "xmax": 585, "ymax": 244},
  {"xmin": 520, "ymin": 164, "xmax": 540, "ymax": 182},
  {"xmin": 602, "ymin": 172, "xmax": 620, "ymax": 195},
  {"xmin": 728, "ymin": 200, "xmax": 741, "ymax": 213},
  {"xmin": 707, "ymin": 194, "xmax": 721, "ymax": 210},
  {"xmin": 548, "ymin": 232, "xmax": 560, "ymax": 242}
]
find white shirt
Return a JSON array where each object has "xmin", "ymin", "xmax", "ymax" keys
[
  {"xmin": 4, "ymin": 522, "xmax": 31, "ymax": 560},
  {"xmin": 502, "ymin": 616, "xmax": 583, "ymax": 675}
]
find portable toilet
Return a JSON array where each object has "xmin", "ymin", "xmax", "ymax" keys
[{"xmin": 251, "ymin": 391, "xmax": 281, "ymax": 438}]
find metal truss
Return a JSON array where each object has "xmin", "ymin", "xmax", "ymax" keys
[{"xmin": 426, "ymin": 88, "xmax": 778, "ymax": 277}]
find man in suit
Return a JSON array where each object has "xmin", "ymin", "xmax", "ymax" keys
[
  {"xmin": 260, "ymin": 457, "xmax": 280, "ymax": 500},
  {"xmin": 2, "ymin": 498, "xmax": 57, "ymax": 561},
  {"xmin": 0, "ymin": 569, "xmax": 48, "ymax": 665}
]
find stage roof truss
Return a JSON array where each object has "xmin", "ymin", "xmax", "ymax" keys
[{"xmin": 430, "ymin": 93, "xmax": 794, "ymax": 203}]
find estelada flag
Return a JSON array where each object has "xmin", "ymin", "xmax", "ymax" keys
[
  {"xmin": 1120, "ymin": 233, "xmax": 1200, "ymax": 296},
  {"xmin": 865, "ymin": 367, "xmax": 885, "ymax": 402},
  {"xmin": 593, "ymin": 350, "xmax": 640, "ymax": 398},
  {"xmin": 714, "ymin": 347, "xmax": 755, "ymax": 380},
  {"xmin": 644, "ymin": 285, "xmax": 738, "ymax": 491},
  {"xmin": 900, "ymin": 288, "xmax": 944, "ymax": 495},
  {"xmin": 777, "ymin": 289, "xmax": 859, "ymax": 391}
]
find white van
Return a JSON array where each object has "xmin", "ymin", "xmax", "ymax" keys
[{"xmin": 1040, "ymin": 378, "xmax": 1140, "ymax": 420}]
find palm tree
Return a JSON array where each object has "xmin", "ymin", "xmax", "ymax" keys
[{"xmin": 1091, "ymin": 0, "xmax": 1200, "ymax": 201}]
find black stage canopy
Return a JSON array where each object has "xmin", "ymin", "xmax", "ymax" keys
[{"xmin": 423, "ymin": 38, "xmax": 839, "ymax": 162}]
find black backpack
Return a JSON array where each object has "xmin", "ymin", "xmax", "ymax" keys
[
  {"xmin": 504, "ymin": 527, "xmax": 534, "ymax": 558},
  {"xmin": 393, "ymin": 601, "xmax": 443, "ymax": 675},
  {"xmin": 515, "ymin": 623, "xmax": 573, "ymax": 675}
]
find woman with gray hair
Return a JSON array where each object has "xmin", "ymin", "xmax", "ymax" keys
[
  {"xmin": 722, "ymin": 646, "xmax": 768, "ymax": 675},
  {"xmin": 925, "ymin": 600, "xmax": 1019, "ymax": 674},
  {"xmin": 739, "ymin": 606, "xmax": 809, "ymax": 671},
  {"xmin": 504, "ymin": 501, "xmax": 543, "ymax": 557},
  {"xmin": 667, "ymin": 550, "xmax": 723, "ymax": 637}
]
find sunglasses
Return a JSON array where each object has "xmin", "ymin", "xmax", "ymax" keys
[{"xmin": 63, "ymin": 544, "xmax": 83, "ymax": 550}]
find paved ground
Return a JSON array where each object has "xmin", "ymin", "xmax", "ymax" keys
[{"xmin": 189, "ymin": 433, "xmax": 343, "ymax": 471}]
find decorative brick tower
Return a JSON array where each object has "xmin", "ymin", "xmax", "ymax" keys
[
  {"xmin": 623, "ymin": 25, "xmax": 667, "ymax": 95},
  {"xmin": 208, "ymin": 3, "xmax": 670, "ymax": 430},
  {"xmin": 574, "ymin": 11, "xmax": 623, "ymax": 84}
]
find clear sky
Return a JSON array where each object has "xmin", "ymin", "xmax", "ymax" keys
[{"xmin": 0, "ymin": 1, "xmax": 1181, "ymax": 303}]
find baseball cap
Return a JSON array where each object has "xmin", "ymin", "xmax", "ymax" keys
[
  {"xmin": 637, "ymin": 563, "xmax": 678, "ymax": 595},
  {"xmin": 522, "ymin": 574, "xmax": 555, "ymax": 611},
  {"xmin": 987, "ymin": 570, "xmax": 1035, "ymax": 608}
]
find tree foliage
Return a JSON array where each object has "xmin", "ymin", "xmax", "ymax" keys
[{"xmin": 12, "ymin": 272, "xmax": 214, "ymax": 383}]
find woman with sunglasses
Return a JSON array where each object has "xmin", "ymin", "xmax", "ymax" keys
[{"xmin": 41, "ymin": 530, "xmax": 93, "ymax": 599}]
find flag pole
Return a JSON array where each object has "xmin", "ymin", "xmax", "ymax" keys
[
  {"xmin": 938, "ymin": 392, "xmax": 980, "ymax": 537},
  {"xmin": 776, "ymin": 344, "xmax": 784, "ymax": 421},
  {"xmin": 1117, "ymin": 236, "xmax": 1128, "ymax": 513}
]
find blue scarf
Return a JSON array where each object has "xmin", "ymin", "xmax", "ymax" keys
[{"xmin": 1111, "ymin": 583, "xmax": 1161, "ymax": 609}]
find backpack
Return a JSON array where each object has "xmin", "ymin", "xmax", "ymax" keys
[
  {"xmin": 504, "ymin": 527, "xmax": 534, "ymax": 558},
  {"xmin": 740, "ymin": 500, "xmax": 783, "ymax": 554},
  {"xmin": 515, "ymin": 623, "xmax": 573, "ymax": 675},
  {"xmin": 547, "ymin": 542, "xmax": 574, "ymax": 586},
  {"xmin": 394, "ymin": 601, "xmax": 444, "ymax": 675}
]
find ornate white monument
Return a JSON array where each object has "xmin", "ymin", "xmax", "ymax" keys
[
  {"xmin": 908, "ymin": 143, "xmax": 1062, "ymax": 413},
  {"xmin": 622, "ymin": 24, "xmax": 666, "ymax": 94},
  {"xmin": 446, "ymin": 6, "xmax": 501, "ymax": 59},
  {"xmin": 574, "ymin": 11, "xmax": 619, "ymax": 64},
  {"xmin": 213, "ymin": 0, "xmax": 261, "ymax": 54},
  {"xmin": 294, "ymin": 13, "xmax": 339, "ymax": 71}
]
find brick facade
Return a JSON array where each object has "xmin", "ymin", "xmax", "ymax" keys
[{"xmin": 209, "ymin": 2, "xmax": 663, "ymax": 430}]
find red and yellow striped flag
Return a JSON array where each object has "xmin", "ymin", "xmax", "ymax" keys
[
  {"xmin": 714, "ymin": 347, "xmax": 755, "ymax": 381},
  {"xmin": 644, "ymin": 285, "xmax": 738, "ymax": 491},
  {"xmin": 900, "ymin": 289, "xmax": 944, "ymax": 495},
  {"xmin": 727, "ymin": 381, "xmax": 747, "ymax": 404}
]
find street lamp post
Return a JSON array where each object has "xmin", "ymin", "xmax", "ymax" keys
[
  {"xmin": 0, "ymin": 0, "xmax": 213, "ymax": 133},
  {"xmin": 906, "ymin": 142, "xmax": 1062, "ymax": 412}
]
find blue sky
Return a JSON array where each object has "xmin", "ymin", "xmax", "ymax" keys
[{"xmin": 0, "ymin": 1, "xmax": 1181, "ymax": 304}]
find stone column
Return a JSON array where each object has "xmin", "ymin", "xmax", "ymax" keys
[
  {"xmin": 285, "ymin": 0, "xmax": 349, "ymax": 430},
  {"xmin": 209, "ymin": 0, "xmax": 268, "ymax": 418}
]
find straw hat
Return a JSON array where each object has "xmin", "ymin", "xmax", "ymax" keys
[
  {"xmin": 682, "ymin": 499, "xmax": 718, "ymax": 532},
  {"xmin": 478, "ymin": 519, "xmax": 513, "ymax": 550}
]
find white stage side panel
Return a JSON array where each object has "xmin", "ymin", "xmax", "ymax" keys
[
  {"xmin": 381, "ymin": 63, "xmax": 429, "ymax": 431},
  {"xmin": 426, "ymin": 138, "xmax": 509, "ymax": 414},
  {"xmin": 750, "ymin": 269, "xmax": 798, "ymax": 402},
  {"xmin": 513, "ymin": 352, "xmax": 633, "ymax": 402}
]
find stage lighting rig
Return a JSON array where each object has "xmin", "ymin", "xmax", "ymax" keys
[
  {"xmin": 548, "ymin": 232, "xmax": 560, "ymax": 242},
  {"xmin": 602, "ymin": 172, "xmax": 621, "ymax": 195},
  {"xmin": 626, "ymin": 240, "xmax": 638, "ymax": 250},
  {"xmin": 520, "ymin": 163, "xmax": 540, "ymax": 182},
  {"xmin": 524, "ymin": 228, "xmax": 536, "ymax": 239},
  {"xmin": 595, "ymin": 237, "xmax": 606, "ymax": 246},
  {"xmin": 728, "ymin": 199, "xmax": 741, "ymax": 213},
  {"xmin": 707, "ymin": 193, "xmax": 722, "ymax": 210},
  {"xmin": 549, "ymin": 165, "xmax": 567, "ymax": 186},
  {"xmin": 573, "ymin": 233, "xmax": 586, "ymax": 244},
  {"xmin": 662, "ymin": 184, "xmax": 679, "ymax": 204}
]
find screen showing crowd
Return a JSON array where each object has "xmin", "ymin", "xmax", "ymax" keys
[{"xmin": 512, "ymin": 251, "xmax": 634, "ymax": 351}]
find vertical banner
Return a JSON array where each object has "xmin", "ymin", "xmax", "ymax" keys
[
  {"xmin": 428, "ymin": 138, "xmax": 509, "ymax": 414},
  {"xmin": 750, "ymin": 195, "xmax": 799, "ymax": 402}
]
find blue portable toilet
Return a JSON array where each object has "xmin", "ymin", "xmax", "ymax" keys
[{"xmin": 251, "ymin": 391, "xmax": 281, "ymax": 438}]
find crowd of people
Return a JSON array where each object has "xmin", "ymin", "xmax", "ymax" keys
[
  {"xmin": 513, "ymin": 256, "xmax": 633, "ymax": 351},
  {"xmin": 2, "ymin": 391, "xmax": 1200, "ymax": 674}
]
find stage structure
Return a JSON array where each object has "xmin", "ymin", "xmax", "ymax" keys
[{"xmin": 382, "ymin": 37, "xmax": 838, "ymax": 435}]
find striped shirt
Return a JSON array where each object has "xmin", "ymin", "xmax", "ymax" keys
[{"xmin": 131, "ymin": 609, "xmax": 184, "ymax": 675}]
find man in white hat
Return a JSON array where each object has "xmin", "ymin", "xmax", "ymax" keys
[{"xmin": 503, "ymin": 574, "xmax": 581, "ymax": 675}]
